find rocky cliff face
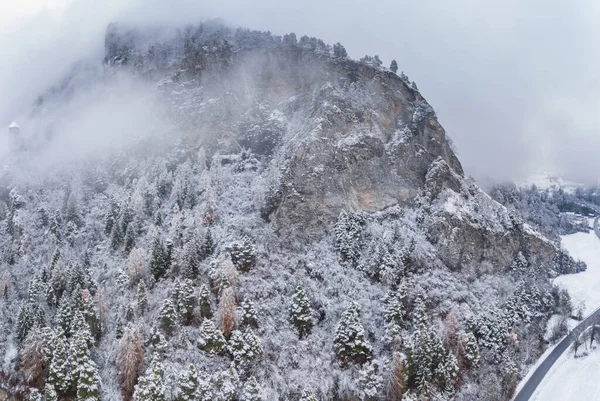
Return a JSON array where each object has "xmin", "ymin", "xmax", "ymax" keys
[{"xmin": 101, "ymin": 23, "xmax": 556, "ymax": 273}]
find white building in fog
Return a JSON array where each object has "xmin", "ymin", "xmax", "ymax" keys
[{"xmin": 8, "ymin": 122, "xmax": 21, "ymax": 150}]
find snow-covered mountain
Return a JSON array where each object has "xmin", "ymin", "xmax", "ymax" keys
[
  {"xmin": 518, "ymin": 172, "xmax": 582, "ymax": 194},
  {"xmin": 0, "ymin": 21, "xmax": 585, "ymax": 401}
]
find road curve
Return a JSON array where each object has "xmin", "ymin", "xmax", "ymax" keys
[{"xmin": 512, "ymin": 216, "xmax": 600, "ymax": 401}]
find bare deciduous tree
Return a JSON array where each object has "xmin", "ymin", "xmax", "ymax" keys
[
  {"xmin": 117, "ymin": 324, "xmax": 145, "ymax": 400},
  {"xmin": 217, "ymin": 286, "xmax": 236, "ymax": 338}
]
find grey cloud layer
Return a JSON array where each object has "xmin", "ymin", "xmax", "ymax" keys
[{"xmin": 1, "ymin": 0, "xmax": 598, "ymax": 182}]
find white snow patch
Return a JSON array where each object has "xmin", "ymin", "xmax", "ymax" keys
[
  {"xmin": 531, "ymin": 345, "xmax": 600, "ymax": 401},
  {"xmin": 520, "ymin": 227, "xmax": 600, "ymax": 400},
  {"xmin": 554, "ymin": 230, "xmax": 600, "ymax": 316}
]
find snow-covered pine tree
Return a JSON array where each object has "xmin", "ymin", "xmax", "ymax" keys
[
  {"xmin": 177, "ymin": 279, "xmax": 195, "ymax": 324},
  {"xmin": 70, "ymin": 326, "xmax": 92, "ymax": 388},
  {"xmin": 358, "ymin": 361, "xmax": 383, "ymax": 401},
  {"xmin": 290, "ymin": 284, "xmax": 312, "ymax": 339},
  {"xmin": 80, "ymin": 290, "xmax": 100, "ymax": 340},
  {"xmin": 137, "ymin": 281, "xmax": 148, "ymax": 315},
  {"xmin": 463, "ymin": 332, "xmax": 480, "ymax": 368},
  {"xmin": 150, "ymin": 236, "xmax": 167, "ymax": 280},
  {"xmin": 411, "ymin": 293, "xmax": 428, "ymax": 327},
  {"xmin": 45, "ymin": 383, "xmax": 58, "ymax": 401},
  {"xmin": 334, "ymin": 211, "xmax": 365, "ymax": 264},
  {"xmin": 228, "ymin": 329, "xmax": 263, "ymax": 366},
  {"xmin": 132, "ymin": 354, "xmax": 166, "ymax": 401},
  {"xmin": 104, "ymin": 197, "xmax": 119, "ymax": 235},
  {"xmin": 333, "ymin": 302, "xmax": 372, "ymax": 366},
  {"xmin": 115, "ymin": 317, "xmax": 124, "ymax": 339},
  {"xmin": 198, "ymin": 319, "xmax": 226, "ymax": 353},
  {"xmin": 55, "ymin": 295, "xmax": 74, "ymax": 336},
  {"xmin": 197, "ymin": 370, "xmax": 214, "ymax": 401},
  {"xmin": 204, "ymin": 229, "xmax": 214, "ymax": 258},
  {"xmin": 16, "ymin": 301, "xmax": 45, "ymax": 342},
  {"xmin": 299, "ymin": 388, "xmax": 318, "ymax": 401},
  {"xmin": 177, "ymin": 364, "xmax": 199, "ymax": 401},
  {"xmin": 242, "ymin": 376, "xmax": 261, "ymax": 401},
  {"xmin": 229, "ymin": 236, "xmax": 256, "ymax": 272},
  {"xmin": 124, "ymin": 222, "xmax": 136, "ymax": 254},
  {"xmin": 48, "ymin": 330, "xmax": 71, "ymax": 394},
  {"xmin": 159, "ymin": 298, "xmax": 178, "ymax": 335},
  {"xmin": 148, "ymin": 326, "xmax": 168, "ymax": 353},
  {"xmin": 390, "ymin": 59, "xmax": 398, "ymax": 73},
  {"xmin": 213, "ymin": 365, "xmax": 240, "ymax": 401},
  {"xmin": 27, "ymin": 388, "xmax": 42, "ymax": 401},
  {"xmin": 382, "ymin": 284, "xmax": 407, "ymax": 345},
  {"xmin": 240, "ymin": 299, "xmax": 258, "ymax": 329},
  {"xmin": 199, "ymin": 284, "xmax": 213, "ymax": 318},
  {"xmin": 70, "ymin": 308, "xmax": 93, "ymax": 343},
  {"xmin": 76, "ymin": 358, "xmax": 101, "ymax": 401}
]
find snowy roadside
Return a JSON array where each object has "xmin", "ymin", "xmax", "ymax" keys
[{"xmin": 516, "ymin": 224, "xmax": 600, "ymax": 400}]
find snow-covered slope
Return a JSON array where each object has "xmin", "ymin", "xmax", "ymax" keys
[{"xmin": 554, "ymin": 228, "xmax": 600, "ymax": 315}]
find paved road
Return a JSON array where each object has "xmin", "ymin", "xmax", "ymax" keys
[{"xmin": 513, "ymin": 216, "xmax": 600, "ymax": 401}]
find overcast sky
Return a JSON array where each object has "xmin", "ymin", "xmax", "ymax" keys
[{"xmin": 1, "ymin": 0, "xmax": 599, "ymax": 184}]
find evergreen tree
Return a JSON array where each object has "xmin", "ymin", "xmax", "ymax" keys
[
  {"xmin": 229, "ymin": 236, "xmax": 256, "ymax": 272},
  {"xmin": 332, "ymin": 42, "xmax": 348, "ymax": 58},
  {"xmin": 240, "ymin": 299, "xmax": 258, "ymax": 329},
  {"xmin": 177, "ymin": 279, "xmax": 196, "ymax": 324},
  {"xmin": 390, "ymin": 59, "xmax": 398, "ymax": 74},
  {"xmin": 16, "ymin": 301, "xmax": 44, "ymax": 342},
  {"xmin": 80, "ymin": 290, "xmax": 100, "ymax": 340},
  {"xmin": 104, "ymin": 198, "xmax": 119, "ymax": 235},
  {"xmin": 115, "ymin": 317, "xmax": 124, "ymax": 339},
  {"xmin": 177, "ymin": 364, "xmax": 199, "ymax": 401},
  {"xmin": 203, "ymin": 229, "xmax": 214, "ymax": 258},
  {"xmin": 411, "ymin": 293, "xmax": 428, "ymax": 327},
  {"xmin": 159, "ymin": 299, "xmax": 178, "ymax": 335},
  {"xmin": 290, "ymin": 284, "xmax": 312, "ymax": 338},
  {"xmin": 228, "ymin": 329, "xmax": 263, "ymax": 366},
  {"xmin": 45, "ymin": 383, "xmax": 58, "ymax": 401},
  {"xmin": 333, "ymin": 302, "xmax": 372, "ymax": 366},
  {"xmin": 48, "ymin": 331, "xmax": 71, "ymax": 394},
  {"xmin": 137, "ymin": 281, "xmax": 148, "ymax": 315},
  {"xmin": 198, "ymin": 319, "xmax": 226, "ymax": 353},
  {"xmin": 299, "ymin": 388, "xmax": 318, "ymax": 401},
  {"xmin": 358, "ymin": 361, "xmax": 383, "ymax": 401},
  {"xmin": 27, "ymin": 388, "xmax": 42, "ymax": 401},
  {"xmin": 463, "ymin": 332, "xmax": 480, "ymax": 368},
  {"xmin": 334, "ymin": 211, "xmax": 365, "ymax": 264},
  {"xmin": 124, "ymin": 223, "xmax": 136, "ymax": 254},
  {"xmin": 110, "ymin": 221, "xmax": 124, "ymax": 251},
  {"xmin": 76, "ymin": 359, "xmax": 101, "ymax": 401},
  {"xmin": 383, "ymin": 283, "xmax": 407, "ymax": 345},
  {"xmin": 242, "ymin": 376, "xmax": 261, "ymax": 401},
  {"xmin": 70, "ymin": 326, "xmax": 92, "ymax": 387},
  {"xmin": 70, "ymin": 310, "xmax": 94, "ymax": 346},
  {"xmin": 132, "ymin": 354, "xmax": 166, "ymax": 401},
  {"xmin": 149, "ymin": 327, "xmax": 168, "ymax": 354},
  {"xmin": 50, "ymin": 212, "xmax": 62, "ymax": 243},
  {"xmin": 41, "ymin": 326, "xmax": 55, "ymax": 362},
  {"xmin": 198, "ymin": 285, "xmax": 213, "ymax": 319},
  {"xmin": 55, "ymin": 295, "xmax": 74, "ymax": 336},
  {"xmin": 214, "ymin": 366, "xmax": 240, "ymax": 401},
  {"xmin": 150, "ymin": 236, "xmax": 167, "ymax": 280}
]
